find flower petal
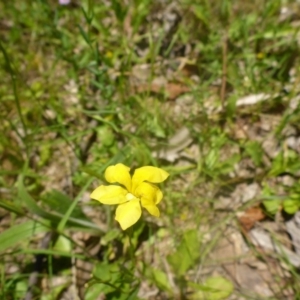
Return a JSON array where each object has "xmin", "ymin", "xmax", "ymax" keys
[
  {"xmin": 105, "ymin": 163, "xmax": 132, "ymax": 192},
  {"xmin": 132, "ymin": 166, "xmax": 169, "ymax": 191},
  {"xmin": 90, "ymin": 185, "xmax": 128, "ymax": 204},
  {"xmin": 135, "ymin": 182, "xmax": 163, "ymax": 204},
  {"xmin": 155, "ymin": 189, "xmax": 163, "ymax": 204},
  {"xmin": 115, "ymin": 199, "xmax": 141, "ymax": 230},
  {"xmin": 141, "ymin": 198, "xmax": 160, "ymax": 217}
]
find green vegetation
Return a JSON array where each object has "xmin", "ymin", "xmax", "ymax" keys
[{"xmin": 1, "ymin": 0, "xmax": 300, "ymax": 299}]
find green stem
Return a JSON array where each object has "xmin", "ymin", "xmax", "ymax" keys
[
  {"xmin": 0, "ymin": 40, "xmax": 29, "ymax": 157},
  {"xmin": 127, "ymin": 227, "xmax": 135, "ymax": 266}
]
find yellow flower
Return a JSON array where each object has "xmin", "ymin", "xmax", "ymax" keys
[{"xmin": 90, "ymin": 163, "xmax": 169, "ymax": 230}]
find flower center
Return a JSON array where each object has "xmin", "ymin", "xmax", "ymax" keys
[{"xmin": 126, "ymin": 193, "xmax": 138, "ymax": 201}]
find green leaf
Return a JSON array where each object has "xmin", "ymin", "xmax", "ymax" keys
[
  {"xmin": 0, "ymin": 199, "xmax": 24, "ymax": 215},
  {"xmin": 151, "ymin": 268, "xmax": 172, "ymax": 293},
  {"xmin": 81, "ymin": 4, "xmax": 94, "ymax": 24},
  {"xmin": 261, "ymin": 183, "xmax": 283, "ymax": 215},
  {"xmin": 111, "ymin": 0, "xmax": 128, "ymax": 22},
  {"xmin": 167, "ymin": 229, "xmax": 200, "ymax": 276},
  {"xmin": 22, "ymin": 248, "xmax": 85, "ymax": 259},
  {"xmin": 283, "ymin": 198, "xmax": 299, "ymax": 214},
  {"xmin": 144, "ymin": 266, "xmax": 172, "ymax": 294},
  {"xmin": 268, "ymin": 151, "xmax": 285, "ymax": 176},
  {"xmin": 85, "ymin": 284, "xmax": 107, "ymax": 300},
  {"xmin": 284, "ymin": 150, "xmax": 300, "ymax": 175},
  {"xmin": 244, "ymin": 141, "xmax": 263, "ymax": 166},
  {"xmin": 18, "ymin": 176, "xmax": 55, "ymax": 220},
  {"xmin": 91, "ymin": 262, "xmax": 122, "ymax": 295},
  {"xmin": 193, "ymin": 5, "xmax": 209, "ymax": 25},
  {"xmin": 101, "ymin": 228, "xmax": 121, "ymax": 246},
  {"xmin": 219, "ymin": 153, "xmax": 240, "ymax": 175},
  {"xmin": 190, "ymin": 276, "xmax": 234, "ymax": 300},
  {"xmin": 206, "ymin": 149, "xmax": 219, "ymax": 169},
  {"xmin": 90, "ymin": 261, "xmax": 139, "ymax": 300},
  {"xmin": 56, "ymin": 177, "xmax": 94, "ymax": 233},
  {"xmin": 53, "ymin": 235, "xmax": 72, "ymax": 253},
  {"xmin": 93, "ymin": 262, "xmax": 120, "ymax": 283},
  {"xmin": 263, "ymin": 198, "xmax": 281, "ymax": 215},
  {"xmin": 41, "ymin": 190, "xmax": 88, "ymax": 221},
  {"xmin": 97, "ymin": 126, "xmax": 115, "ymax": 147},
  {"xmin": 18, "ymin": 176, "xmax": 102, "ymax": 232},
  {"xmin": 0, "ymin": 220, "xmax": 49, "ymax": 253},
  {"xmin": 78, "ymin": 24, "xmax": 93, "ymax": 45},
  {"xmin": 14, "ymin": 280, "xmax": 27, "ymax": 299},
  {"xmin": 84, "ymin": 284, "xmax": 103, "ymax": 300}
]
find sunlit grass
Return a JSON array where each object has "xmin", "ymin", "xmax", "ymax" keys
[{"xmin": 1, "ymin": 0, "xmax": 300, "ymax": 299}]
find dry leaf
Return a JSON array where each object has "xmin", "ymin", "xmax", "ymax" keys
[{"xmin": 238, "ymin": 206, "xmax": 266, "ymax": 231}]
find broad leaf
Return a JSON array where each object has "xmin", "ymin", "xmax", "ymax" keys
[
  {"xmin": 167, "ymin": 229, "xmax": 200, "ymax": 276},
  {"xmin": 190, "ymin": 276, "xmax": 234, "ymax": 300},
  {"xmin": 0, "ymin": 220, "xmax": 49, "ymax": 253},
  {"xmin": 283, "ymin": 198, "xmax": 299, "ymax": 214}
]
